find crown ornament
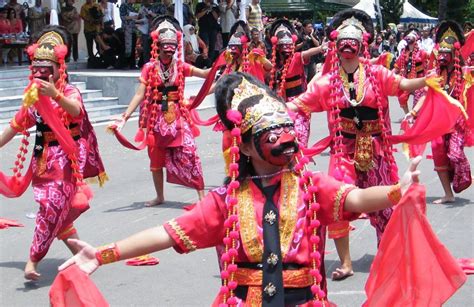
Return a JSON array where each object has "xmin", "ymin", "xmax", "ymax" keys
[
  {"xmin": 439, "ymin": 27, "xmax": 459, "ymax": 52},
  {"xmin": 275, "ymin": 24, "xmax": 293, "ymax": 45},
  {"xmin": 336, "ymin": 16, "xmax": 366, "ymax": 42},
  {"xmin": 33, "ymin": 31, "xmax": 64, "ymax": 62},
  {"xmin": 157, "ymin": 20, "xmax": 178, "ymax": 44}
]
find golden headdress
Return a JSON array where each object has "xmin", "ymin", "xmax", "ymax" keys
[
  {"xmin": 231, "ymin": 78, "xmax": 292, "ymax": 134},
  {"xmin": 156, "ymin": 19, "xmax": 178, "ymax": 44},
  {"xmin": 336, "ymin": 16, "xmax": 366, "ymax": 42},
  {"xmin": 33, "ymin": 31, "xmax": 65, "ymax": 63}
]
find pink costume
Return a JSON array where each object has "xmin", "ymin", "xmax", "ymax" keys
[
  {"xmin": 137, "ymin": 60, "xmax": 204, "ymax": 190},
  {"xmin": 294, "ymin": 64, "xmax": 403, "ymax": 242},
  {"xmin": 11, "ymin": 84, "xmax": 106, "ymax": 262},
  {"xmin": 163, "ymin": 171, "xmax": 357, "ymax": 305}
]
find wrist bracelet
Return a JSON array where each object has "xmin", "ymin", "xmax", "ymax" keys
[
  {"xmin": 409, "ymin": 109, "xmax": 417, "ymax": 117},
  {"xmin": 95, "ymin": 243, "xmax": 121, "ymax": 265},
  {"xmin": 122, "ymin": 112, "xmax": 130, "ymax": 120},
  {"xmin": 53, "ymin": 92, "xmax": 63, "ymax": 102},
  {"xmin": 387, "ymin": 183, "xmax": 402, "ymax": 205}
]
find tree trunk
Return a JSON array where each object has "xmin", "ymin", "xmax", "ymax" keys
[{"xmin": 438, "ymin": 0, "xmax": 448, "ymax": 20}]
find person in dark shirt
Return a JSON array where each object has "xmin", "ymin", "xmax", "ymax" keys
[{"xmin": 195, "ymin": 0, "xmax": 219, "ymax": 61}]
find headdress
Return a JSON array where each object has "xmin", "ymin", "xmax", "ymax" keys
[
  {"xmin": 228, "ymin": 20, "xmax": 249, "ymax": 46},
  {"xmin": 214, "ymin": 73, "xmax": 327, "ymax": 305},
  {"xmin": 270, "ymin": 19, "xmax": 296, "ymax": 45},
  {"xmin": 223, "ymin": 20, "xmax": 250, "ymax": 75},
  {"xmin": 327, "ymin": 9, "xmax": 374, "ymax": 44},
  {"xmin": 436, "ymin": 20, "xmax": 465, "ymax": 52},
  {"xmin": 33, "ymin": 31, "xmax": 66, "ymax": 62},
  {"xmin": 336, "ymin": 16, "xmax": 366, "ymax": 42},
  {"xmin": 155, "ymin": 19, "xmax": 178, "ymax": 45}
]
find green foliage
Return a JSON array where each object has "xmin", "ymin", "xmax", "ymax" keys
[{"xmin": 380, "ymin": 0, "xmax": 404, "ymax": 24}]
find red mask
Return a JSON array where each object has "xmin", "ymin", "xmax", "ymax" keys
[
  {"xmin": 337, "ymin": 38, "xmax": 360, "ymax": 59},
  {"xmin": 255, "ymin": 126, "xmax": 298, "ymax": 166},
  {"xmin": 278, "ymin": 43, "xmax": 293, "ymax": 55},
  {"xmin": 32, "ymin": 61, "xmax": 55, "ymax": 81},
  {"xmin": 160, "ymin": 43, "xmax": 177, "ymax": 54},
  {"xmin": 228, "ymin": 44, "xmax": 242, "ymax": 57},
  {"xmin": 438, "ymin": 51, "xmax": 453, "ymax": 67}
]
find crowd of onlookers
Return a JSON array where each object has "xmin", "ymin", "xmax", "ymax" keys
[{"xmin": 1, "ymin": 0, "xmax": 473, "ymax": 70}]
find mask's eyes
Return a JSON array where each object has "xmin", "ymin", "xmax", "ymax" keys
[{"xmin": 268, "ymin": 134, "xmax": 278, "ymax": 143}]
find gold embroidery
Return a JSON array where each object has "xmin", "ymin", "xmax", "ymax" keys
[
  {"xmin": 354, "ymin": 134, "xmax": 375, "ymax": 171},
  {"xmin": 293, "ymin": 97, "xmax": 311, "ymax": 117},
  {"xmin": 237, "ymin": 172, "xmax": 300, "ymax": 262},
  {"xmin": 163, "ymin": 102, "xmax": 176, "ymax": 124},
  {"xmin": 10, "ymin": 117, "xmax": 23, "ymax": 131},
  {"xmin": 167, "ymin": 219, "xmax": 196, "ymax": 252},
  {"xmin": 333, "ymin": 184, "xmax": 355, "ymax": 222}
]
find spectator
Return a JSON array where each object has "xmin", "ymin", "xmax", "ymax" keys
[
  {"xmin": 385, "ymin": 33, "xmax": 398, "ymax": 55},
  {"xmin": 263, "ymin": 26, "xmax": 272, "ymax": 58},
  {"xmin": 95, "ymin": 22, "xmax": 122, "ymax": 68},
  {"xmin": 150, "ymin": 0, "xmax": 172, "ymax": 17},
  {"xmin": 99, "ymin": 0, "xmax": 114, "ymax": 27},
  {"xmin": 0, "ymin": 8, "xmax": 9, "ymax": 34},
  {"xmin": 370, "ymin": 33, "xmax": 383, "ymax": 58},
  {"xmin": 60, "ymin": 0, "xmax": 81, "ymax": 61},
  {"xmin": 5, "ymin": 0, "xmax": 25, "ymax": 30},
  {"xmin": 248, "ymin": 27, "xmax": 265, "ymax": 52},
  {"xmin": 27, "ymin": 0, "xmax": 49, "ymax": 37},
  {"xmin": 195, "ymin": 0, "xmax": 219, "ymax": 61},
  {"xmin": 80, "ymin": 0, "xmax": 103, "ymax": 59},
  {"xmin": 119, "ymin": 0, "xmax": 138, "ymax": 69},
  {"xmin": 246, "ymin": 0, "xmax": 263, "ymax": 34},
  {"xmin": 6, "ymin": 7, "xmax": 22, "ymax": 33},
  {"xmin": 137, "ymin": 0, "xmax": 152, "ymax": 65},
  {"xmin": 396, "ymin": 23, "xmax": 404, "ymax": 41},
  {"xmin": 183, "ymin": 24, "xmax": 211, "ymax": 69},
  {"xmin": 301, "ymin": 20, "xmax": 321, "ymax": 81},
  {"xmin": 419, "ymin": 26, "xmax": 434, "ymax": 54},
  {"xmin": 219, "ymin": 0, "xmax": 236, "ymax": 48}
]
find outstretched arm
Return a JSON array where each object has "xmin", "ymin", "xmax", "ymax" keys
[
  {"xmin": 191, "ymin": 67, "xmax": 211, "ymax": 79},
  {"xmin": 344, "ymin": 156, "xmax": 422, "ymax": 213},
  {"xmin": 59, "ymin": 225, "xmax": 175, "ymax": 275},
  {"xmin": 301, "ymin": 44, "xmax": 325, "ymax": 63},
  {"xmin": 399, "ymin": 76, "xmax": 427, "ymax": 92},
  {"xmin": 0, "ymin": 126, "xmax": 17, "ymax": 148}
]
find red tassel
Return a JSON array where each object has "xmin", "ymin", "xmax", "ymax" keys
[
  {"xmin": 147, "ymin": 133, "xmax": 155, "ymax": 147},
  {"xmin": 191, "ymin": 125, "xmax": 200, "ymax": 137},
  {"xmin": 134, "ymin": 129, "xmax": 145, "ymax": 142},
  {"xmin": 71, "ymin": 184, "xmax": 90, "ymax": 211}
]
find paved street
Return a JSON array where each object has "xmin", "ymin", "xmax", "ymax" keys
[{"xmin": 1, "ymin": 101, "xmax": 473, "ymax": 306}]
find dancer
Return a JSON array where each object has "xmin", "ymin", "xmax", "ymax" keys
[
  {"xmin": 268, "ymin": 19, "xmax": 326, "ymax": 147},
  {"xmin": 393, "ymin": 29, "xmax": 429, "ymax": 114},
  {"xmin": 109, "ymin": 17, "xmax": 208, "ymax": 206},
  {"xmin": 0, "ymin": 25, "xmax": 106, "ymax": 280},
  {"xmin": 289, "ymin": 9, "xmax": 431, "ymax": 281},
  {"xmin": 60, "ymin": 72, "xmax": 423, "ymax": 305},
  {"xmin": 408, "ymin": 20, "xmax": 472, "ymax": 204}
]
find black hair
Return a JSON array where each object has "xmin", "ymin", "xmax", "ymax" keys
[
  {"xmin": 436, "ymin": 20, "xmax": 465, "ymax": 46},
  {"xmin": 326, "ymin": 9, "xmax": 374, "ymax": 44},
  {"xmin": 151, "ymin": 15, "xmax": 182, "ymax": 32},
  {"xmin": 6, "ymin": 7, "xmax": 16, "ymax": 19},
  {"xmin": 230, "ymin": 20, "xmax": 250, "ymax": 40}
]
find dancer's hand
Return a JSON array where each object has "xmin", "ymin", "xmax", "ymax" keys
[
  {"xmin": 403, "ymin": 112, "xmax": 415, "ymax": 124},
  {"xmin": 399, "ymin": 156, "xmax": 422, "ymax": 195},
  {"xmin": 107, "ymin": 113, "xmax": 128, "ymax": 132},
  {"xmin": 58, "ymin": 239, "xmax": 99, "ymax": 275},
  {"xmin": 36, "ymin": 75, "xmax": 59, "ymax": 98}
]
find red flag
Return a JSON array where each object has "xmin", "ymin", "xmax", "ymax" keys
[
  {"xmin": 50, "ymin": 264, "xmax": 109, "ymax": 307},
  {"xmin": 0, "ymin": 218, "xmax": 24, "ymax": 229},
  {"xmin": 364, "ymin": 184, "xmax": 466, "ymax": 306}
]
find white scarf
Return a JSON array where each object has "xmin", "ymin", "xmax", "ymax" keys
[{"xmin": 183, "ymin": 24, "xmax": 200, "ymax": 53}]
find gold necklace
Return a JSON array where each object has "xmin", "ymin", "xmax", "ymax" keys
[{"xmin": 339, "ymin": 63, "xmax": 365, "ymax": 106}]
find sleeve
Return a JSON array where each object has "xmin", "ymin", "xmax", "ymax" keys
[
  {"xmin": 10, "ymin": 107, "xmax": 35, "ymax": 132},
  {"xmin": 183, "ymin": 62, "xmax": 194, "ymax": 77},
  {"xmin": 292, "ymin": 78, "xmax": 324, "ymax": 116},
  {"xmin": 80, "ymin": 6, "xmax": 87, "ymax": 19},
  {"xmin": 376, "ymin": 65, "xmax": 403, "ymax": 97},
  {"xmin": 300, "ymin": 51, "xmax": 310, "ymax": 66},
  {"xmin": 139, "ymin": 62, "xmax": 152, "ymax": 85},
  {"xmin": 312, "ymin": 172, "xmax": 359, "ymax": 226},
  {"xmin": 163, "ymin": 191, "xmax": 227, "ymax": 253},
  {"xmin": 64, "ymin": 86, "xmax": 85, "ymax": 122}
]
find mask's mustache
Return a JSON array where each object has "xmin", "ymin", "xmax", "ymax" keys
[
  {"xmin": 271, "ymin": 141, "xmax": 299, "ymax": 156},
  {"xmin": 339, "ymin": 44, "xmax": 357, "ymax": 53}
]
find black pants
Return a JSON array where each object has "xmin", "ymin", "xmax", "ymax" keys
[
  {"xmin": 199, "ymin": 29, "xmax": 218, "ymax": 61},
  {"xmin": 84, "ymin": 31, "xmax": 97, "ymax": 58},
  {"xmin": 71, "ymin": 33, "xmax": 79, "ymax": 61}
]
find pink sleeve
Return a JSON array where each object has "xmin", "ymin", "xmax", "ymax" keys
[
  {"xmin": 293, "ymin": 78, "xmax": 324, "ymax": 116},
  {"xmin": 163, "ymin": 191, "xmax": 227, "ymax": 254},
  {"xmin": 377, "ymin": 65, "xmax": 403, "ymax": 97},
  {"xmin": 183, "ymin": 62, "xmax": 193, "ymax": 77},
  {"xmin": 139, "ymin": 62, "xmax": 153, "ymax": 85},
  {"xmin": 10, "ymin": 107, "xmax": 35, "ymax": 132},
  {"xmin": 299, "ymin": 52, "xmax": 310, "ymax": 66},
  {"xmin": 64, "ymin": 86, "xmax": 85, "ymax": 122},
  {"xmin": 312, "ymin": 172, "xmax": 359, "ymax": 225}
]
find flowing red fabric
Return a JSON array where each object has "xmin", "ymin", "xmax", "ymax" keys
[
  {"xmin": 460, "ymin": 30, "xmax": 474, "ymax": 61},
  {"xmin": 0, "ymin": 160, "xmax": 33, "ymax": 197},
  {"xmin": 110, "ymin": 127, "xmax": 148, "ymax": 151},
  {"xmin": 0, "ymin": 217, "xmax": 24, "ymax": 229},
  {"xmin": 186, "ymin": 52, "xmax": 226, "ymax": 110},
  {"xmin": 457, "ymin": 258, "xmax": 474, "ymax": 275},
  {"xmin": 390, "ymin": 87, "xmax": 464, "ymax": 145},
  {"xmin": 302, "ymin": 136, "xmax": 332, "ymax": 157},
  {"xmin": 400, "ymin": 120, "xmax": 427, "ymax": 158},
  {"xmin": 364, "ymin": 183, "xmax": 466, "ymax": 307},
  {"xmin": 125, "ymin": 254, "xmax": 160, "ymax": 266},
  {"xmin": 50, "ymin": 264, "xmax": 109, "ymax": 307},
  {"xmin": 189, "ymin": 109, "xmax": 220, "ymax": 126}
]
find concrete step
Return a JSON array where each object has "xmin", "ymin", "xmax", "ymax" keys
[
  {"xmin": 0, "ymin": 89, "xmax": 105, "ymax": 108},
  {"xmin": 0, "ymin": 68, "xmax": 30, "ymax": 79},
  {"xmin": 86, "ymin": 104, "xmax": 127, "ymax": 119},
  {"xmin": 0, "ymin": 82, "xmax": 87, "ymax": 97},
  {"xmin": 0, "ymin": 78, "xmax": 30, "ymax": 88}
]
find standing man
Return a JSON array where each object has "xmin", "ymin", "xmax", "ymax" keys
[
  {"xmin": 301, "ymin": 20, "xmax": 321, "ymax": 81},
  {"xmin": 195, "ymin": 0, "xmax": 219, "ymax": 61},
  {"xmin": 419, "ymin": 26, "xmax": 434, "ymax": 54},
  {"xmin": 246, "ymin": 0, "xmax": 263, "ymax": 35},
  {"xmin": 219, "ymin": 0, "xmax": 236, "ymax": 48},
  {"xmin": 60, "ymin": 0, "xmax": 81, "ymax": 61},
  {"xmin": 80, "ymin": 0, "xmax": 102, "ymax": 59},
  {"xmin": 27, "ymin": 0, "xmax": 49, "ymax": 37}
]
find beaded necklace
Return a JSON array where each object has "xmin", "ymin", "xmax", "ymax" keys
[
  {"xmin": 248, "ymin": 168, "xmax": 291, "ymax": 180},
  {"xmin": 339, "ymin": 63, "xmax": 366, "ymax": 106}
]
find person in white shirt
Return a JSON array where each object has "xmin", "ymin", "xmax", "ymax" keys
[
  {"xmin": 419, "ymin": 26, "xmax": 434, "ymax": 54},
  {"xmin": 219, "ymin": 0, "xmax": 236, "ymax": 48}
]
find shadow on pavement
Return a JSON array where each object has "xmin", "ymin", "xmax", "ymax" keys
[
  {"xmin": 425, "ymin": 197, "xmax": 472, "ymax": 208},
  {"xmin": 104, "ymin": 200, "xmax": 191, "ymax": 212},
  {"xmin": 325, "ymin": 253, "xmax": 375, "ymax": 274}
]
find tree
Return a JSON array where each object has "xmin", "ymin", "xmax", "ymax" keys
[
  {"xmin": 380, "ymin": 0, "xmax": 404, "ymax": 25},
  {"xmin": 438, "ymin": 0, "xmax": 448, "ymax": 20}
]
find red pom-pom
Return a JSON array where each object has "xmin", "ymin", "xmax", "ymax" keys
[
  {"xmin": 147, "ymin": 133, "xmax": 155, "ymax": 147},
  {"xmin": 226, "ymin": 110, "xmax": 242, "ymax": 124},
  {"xmin": 54, "ymin": 44, "xmax": 68, "ymax": 60},
  {"xmin": 363, "ymin": 32, "xmax": 371, "ymax": 42},
  {"xmin": 191, "ymin": 125, "xmax": 200, "ymax": 137},
  {"xmin": 134, "ymin": 129, "xmax": 145, "ymax": 142},
  {"xmin": 177, "ymin": 31, "xmax": 182, "ymax": 40},
  {"xmin": 271, "ymin": 36, "xmax": 278, "ymax": 45},
  {"xmin": 151, "ymin": 30, "xmax": 159, "ymax": 41},
  {"xmin": 240, "ymin": 35, "xmax": 248, "ymax": 44},
  {"xmin": 330, "ymin": 30, "xmax": 339, "ymax": 40},
  {"xmin": 292, "ymin": 34, "xmax": 298, "ymax": 43},
  {"xmin": 26, "ymin": 43, "xmax": 39, "ymax": 60},
  {"xmin": 454, "ymin": 42, "xmax": 461, "ymax": 49},
  {"xmin": 71, "ymin": 186, "xmax": 90, "ymax": 211}
]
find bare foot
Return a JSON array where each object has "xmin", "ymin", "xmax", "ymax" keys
[
  {"xmin": 145, "ymin": 197, "xmax": 164, "ymax": 207},
  {"xmin": 331, "ymin": 266, "xmax": 354, "ymax": 281},
  {"xmin": 24, "ymin": 260, "xmax": 40, "ymax": 281},
  {"xmin": 433, "ymin": 196, "xmax": 455, "ymax": 204}
]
